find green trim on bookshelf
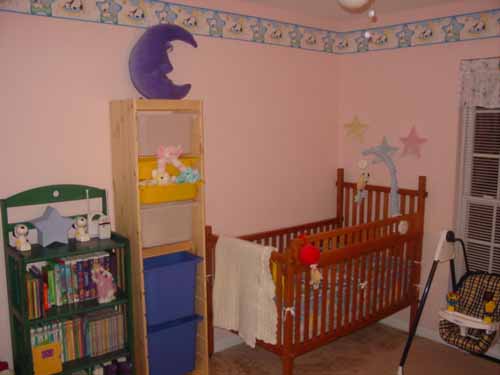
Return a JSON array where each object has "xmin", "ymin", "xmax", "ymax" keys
[{"xmin": 6, "ymin": 235, "xmax": 127, "ymax": 264}]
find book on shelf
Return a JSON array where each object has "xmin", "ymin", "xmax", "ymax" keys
[
  {"xmin": 30, "ymin": 308, "xmax": 126, "ymax": 363},
  {"xmin": 25, "ymin": 249, "xmax": 127, "ymax": 320}
]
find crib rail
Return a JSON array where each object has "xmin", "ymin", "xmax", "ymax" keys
[
  {"xmin": 205, "ymin": 217, "xmax": 341, "ymax": 355},
  {"xmin": 278, "ymin": 214, "xmax": 420, "ymax": 356},
  {"xmin": 336, "ymin": 169, "xmax": 427, "ymax": 227}
]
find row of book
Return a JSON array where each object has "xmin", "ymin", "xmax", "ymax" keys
[
  {"xmin": 30, "ymin": 309, "xmax": 126, "ymax": 363},
  {"xmin": 26, "ymin": 249, "xmax": 127, "ymax": 320}
]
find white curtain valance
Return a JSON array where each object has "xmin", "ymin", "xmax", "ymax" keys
[{"xmin": 460, "ymin": 58, "xmax": 500, "ymax": 108}]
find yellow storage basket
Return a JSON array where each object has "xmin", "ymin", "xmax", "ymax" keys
[
  {"xmin": 138, "ymin": 156, "xmax": 199, "ymax": 181},
  {"xmin": 139, "ymin": 183, "xmax": 199, "ymax": 204}
]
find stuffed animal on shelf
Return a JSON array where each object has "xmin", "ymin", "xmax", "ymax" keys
[
  {"xmin": 91, "ymin": 264, "xmax": 117, "ymax": 304},
  {"xmin": 13, "ymin": 223, "xmax": 31, "ymax": 251},
  {"xmin": 483, "ymin": 291, "xmax": 496, "ymax": 324},
  {"xmin": 159, "ymin": 145, "xmax": 186, "ymax": 172},
  {"xmin": 157, "ymin": 144, "xmax": 201, "ymax": 184},
  {"xmin": 298, "ymin": 235, "xmax": 322, "ymax": 290},
  {"xmin": 446, "ymin": 291, "xmax": 460, "ymax": 312},
  {"xmin": 151, "ymin": 146, "xmax": 172, "ymax": 185},
  {"xmin": 74, "ymin": 216, "xmax": 90, "ymax": 242}
]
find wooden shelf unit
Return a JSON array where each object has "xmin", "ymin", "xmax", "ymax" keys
[{"xmin": 110, "ymin": 99, "xmax": 209, "ymax": 375}]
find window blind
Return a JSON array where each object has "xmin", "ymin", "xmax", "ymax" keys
[{"xmin": 459, "ymin": 108, "xmax": 500, "ymax": 274}]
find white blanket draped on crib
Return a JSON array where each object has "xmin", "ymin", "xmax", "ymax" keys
[{"xmin": 213, "ymin": 236, "xmax": 277, "ymax": 348}]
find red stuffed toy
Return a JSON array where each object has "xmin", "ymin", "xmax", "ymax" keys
[{"xmin": 298, "ymin": 235, "xmax": 322, "ymax": 289}]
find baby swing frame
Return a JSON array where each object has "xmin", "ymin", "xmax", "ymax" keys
[{"xmin": 398, "ymin": 230, "xmax": 500, "ymax": 375}]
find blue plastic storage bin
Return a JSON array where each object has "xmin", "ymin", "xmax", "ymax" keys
[
  {"xmin": 148, "ymin": 315, "xmax": 203, "ymax": 375},
  {"xmin": 143, "ymin": 251, "xmax": 202, "ymax": 326}
]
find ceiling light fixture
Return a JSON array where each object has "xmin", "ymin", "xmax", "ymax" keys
[{"xmin": 337, "ymin": 0, "xmax": 370, "ymax": 10}]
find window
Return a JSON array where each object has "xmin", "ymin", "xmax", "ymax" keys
[{"xmin": 458, "ymin": 107, "xmax": 500, "ymax": 274}]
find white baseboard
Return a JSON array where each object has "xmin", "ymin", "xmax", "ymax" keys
[{"xmin": 381, "ymin": 316, "xmax": 500, "ymax": 359}]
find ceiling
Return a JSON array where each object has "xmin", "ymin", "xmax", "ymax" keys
[{"xmin": 242, "ymin": 0, "xmax": 463, "ymax": 21}]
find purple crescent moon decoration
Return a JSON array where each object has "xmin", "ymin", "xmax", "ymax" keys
[{"xmin": 129, "ymin": 24, "xmax": 198, "ymax": 99}]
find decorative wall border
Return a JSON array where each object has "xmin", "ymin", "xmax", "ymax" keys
[{"xmin": 1, "ymin": 0, "xmax": 499, "ymax": 54}]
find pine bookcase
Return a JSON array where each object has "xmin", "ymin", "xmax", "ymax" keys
[{"xmin": 109, "ymin": 99, "xmax": 209, "ymax": 375}]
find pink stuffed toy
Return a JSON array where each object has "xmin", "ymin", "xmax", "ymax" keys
[
  {"xmin": 91, "ymin": 265, "xmax": 117, "ymax": 304},
  {"xmin": 158, "ymin": 145, "xmax": 186, "ymax": 172}
]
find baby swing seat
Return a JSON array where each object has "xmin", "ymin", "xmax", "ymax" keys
[{"xmin": 439, "ymin": 272, "xmax": 500, "ymax": 354}]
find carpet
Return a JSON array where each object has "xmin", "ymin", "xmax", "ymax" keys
[{"xmin": 210, "ymin": 324, "xmax": 498, "ymax": 375}]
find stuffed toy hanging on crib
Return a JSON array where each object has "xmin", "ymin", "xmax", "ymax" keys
[
  {"xmin": 298, "ymin": 234, "xmax": 322, "ymax": 290},
  {"xmin": 355, "ymin": 159, "xmax": 370, "ymax": 203}
]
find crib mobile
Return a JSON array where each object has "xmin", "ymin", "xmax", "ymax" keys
[{"xmin": 398, "ymin": 230, "xmax": 500, "ymax": 375}]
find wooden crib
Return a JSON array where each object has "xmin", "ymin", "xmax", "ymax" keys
[{"xmin": 205, "ymin": 168, "xmax": 427, "ymax": 375}]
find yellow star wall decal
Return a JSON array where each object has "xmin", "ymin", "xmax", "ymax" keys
[
  {"xmin": 400, "ymin": 126, "xmax": 427, "ymax": 158},
  {"xmin": 345, "ymin": 116, "xmax": 368, "ymax": 143}
]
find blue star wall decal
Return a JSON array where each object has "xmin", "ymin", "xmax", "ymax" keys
[
  {"xmin": 251, "ymin": 19, "xmax": 267, "ymax": 43},
  {"xmin": 289, "ymin": 26, "xmax": 304, "ymax": 48},
  {"xmin": 207, "ymin": 12, "xmax": 226, "ymax": 38},
  {"xmin": 322, "ymin": 32, "xmax": 335, "ymax": 53},
  {"xmin": 396, "ymin": 24, "xmax": 414, "ymax": 48},
  {"xmin": 31, "ymin": 206, "xmax": 74, "ymax": 247},
  {"xmin": 366, "ymin": 136, "xmax": 399, "ymax": 164},
  {"xmin": 442, "ymin": 17, "xmax": 464, "ymax": 42}
]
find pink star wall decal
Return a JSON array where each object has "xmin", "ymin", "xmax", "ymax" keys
[{"xmin": 400, "ymin": 126, "xmax": 427, "ymax": 158}]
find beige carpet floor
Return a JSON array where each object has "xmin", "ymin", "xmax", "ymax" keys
[{"xmin": 210, "ymin": 324, "xmax": 498, "ymax": 375}]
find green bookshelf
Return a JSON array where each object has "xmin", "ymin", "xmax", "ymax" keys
[{"xmin": 1, "ymin": 185, "xmax": 134, "ymax": 375}]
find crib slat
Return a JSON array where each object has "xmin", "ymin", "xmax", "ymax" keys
[
  {"xmin": 312, "ymin": 283, "xmax": 320, "ymax": 338},
  {"xmin": 337, "ymin": 261, "xmax": 345, "ymax": 330},
  {"xmin": 359, "ymin": 255, "xmax": 366, "ymax": 320},
  {"xmin": 276, "ymin": 260, "xmax": 283, "ymax": 346},
  {"xmin": 360, "ymin": 198, "xmax": 365, "ymax": 225},
  {"xmin": 383, "ymin": 193, "xmax": 389, "ymax": 220},
  {"xmin": 367, "ymin": 190, "xmax": 373, "ymax": 223},
  {"xmin": 294, "ymin": 270, "xmax": 302, "ymax": 346},
  {"xmin": 402, "ymin": 242, "xmax": 409, "ymax": 298},
  {"xmin": 375, "ymin": 191, "xmax": 381, "ymax": 221},
  {"xmin": 320, "ymin": 265, "xmax": 328, "ymax": 337},
  {"xmin": 328, "ymin": 264, "xmax": 336, "ymax": 333},
  {"xmin": 393, "ymin": 244, "xmax": 402, "ymax": 304},
  {"xmin": 352, "ymin": 189, "xmax": 358, "ymax": 226},
  {"xmin": 344, "ymin": 187, "xmax": 351, "ymax": 227},
  {"xmin": 351, "ymin": 257, "xmax": 359, "ymax": 324},
  {"xmin": 401, "ymin": 194, "xmax": 407, "ymax": 215},
  {"xmin": 366, "ymin": 253, "xmax": 374, "ymax": 317},
  {"xmin": 409, "ymin": 196, "xmax": 416, "ymax": 215},
  {"xmin": 381, "ymin": 248, "xmax": 389, "ymax": 310},
  {"xmin": 344, "ymin": 259, "xmax": 353, "ymax": 326},
  {"xmin": 374, "ymin": 250, "xmax": 382, "ymax": 312},
  {"xmin": 304, "ymin": 270, "xmax": 311, "ymax": 341}
]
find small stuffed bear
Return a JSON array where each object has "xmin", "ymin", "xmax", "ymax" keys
[
  {"xmin": 13, "ymin": 224, "xmax": 31, "ymax": 251},
  {"xmin": 74, "ymin": 216, "xmax": 90, "ymax": 242},
  {"xmin": 355, "ymin": 171, "xmax": 370, "ymax": 203},
  {"xmin": 91, "ymin": 265, "xmax": 117, "ymax": 304}
]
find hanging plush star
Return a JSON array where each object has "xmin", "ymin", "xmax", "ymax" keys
[
  {"xmin": 31, "ymin": 206, "xmax": 74, "ymax": 247},
  {"xmin": 400, "ymin": 126, "xmax": 427, "ymax": 158},
  {"xmin": 345, "ymin": 116, "xmax": 368, "ymax": 143}
]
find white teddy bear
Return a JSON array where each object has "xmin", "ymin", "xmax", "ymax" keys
[
  {"xmin": 74, "ymin": 216, "xmax": 90, "ymax": 242},
  {"xmin": 14, "ymin": 224, "xmax": 31, "ymax": 251}
]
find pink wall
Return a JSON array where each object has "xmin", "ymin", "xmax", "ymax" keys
[
  {"xmin": 1, "ymin": 0, "xmax": 499, "ymax": 366},
  {"xmin": 0, "ymin": 6, "xmax": 338, "ymax": 364},
  {"xmin": 337, "ymin": 28, "xmax": 500, "ymax": 341}
]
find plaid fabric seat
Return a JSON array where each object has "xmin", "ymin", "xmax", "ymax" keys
[{"xmin": 439, "ymin": 272, "xmax": 500, "ymax": 354}]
